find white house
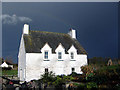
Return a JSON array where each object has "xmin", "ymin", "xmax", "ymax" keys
[
  {"xmin": 1, "ymin": 61, "xmax": 13, "ymax": 69},
  {"xmin": 18, "ymin": 24, "xmax": 88, "ymax": 82},
  {"xmin": 1, "ymin": 61, "xmax": 8, "ymax": 68}
]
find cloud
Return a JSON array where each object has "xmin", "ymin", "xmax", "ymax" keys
[{"xmin": 1, "ymin": 14, "xmax": 32, "ymax": 25}]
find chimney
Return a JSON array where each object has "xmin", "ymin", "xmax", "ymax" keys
[
  {"xmin": 68, "ymin": 28, "xmax": 76, "ymax": 39},
  {"xmin": 23, "ymin": 24, "xmax": 29, "ymax": 34}
]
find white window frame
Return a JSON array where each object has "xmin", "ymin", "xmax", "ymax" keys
[
  {"xmin": 44, "ymin": 51, "xmax": 49, "ymax": 60},
  {"xmin": 57, "ymin": 51, "xmax": 62, "ymax": 60}
]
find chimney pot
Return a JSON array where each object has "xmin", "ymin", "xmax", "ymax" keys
[
  {"xmin": 23, "ymin": 24, "xmax": 29, "ymax": 34},
  {"xmin": 68, "ymin": 28, "xmax": 76, "ymax": 39}
]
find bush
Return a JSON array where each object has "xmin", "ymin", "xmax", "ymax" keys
[
  {"xmin": 77, "ymin": 83, "xmax": 86, "ymax": 89},
  {"xmin": 52, "ymin": 76, "xmax": 64, "ymax": 87},
  {"xmin": 86, "ymin": 82, "xmax": 97, "ymax": 89},
  {"xmin": 63, "ymin": 75, "xmax": 73, "ymax": 82},
  {"xmin": 41, "ymin": 71, "xmax": 56, "ymax": 83},
  {"xmin": 70, "ymin": 72, "xmax": 78, "ymax": 77},
  {"xmin": 40, "ymin": 71, "xmax": 74, "ymax": 88}
]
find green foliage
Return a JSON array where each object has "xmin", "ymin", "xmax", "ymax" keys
[
  {"xmin": 52, "ymin": 75, "xmax": 74, "ymax": 87},
  {"xmin": 86, "ymin": 82, "xmax": 97, "ymax": 89},
  {"xmin": 38, "ymin": 64, "xmax": 120, "ymax": 89},
  {"xmin": 63, "ymin": 75, "xmax": 74, "ymax": 82},
  {"xmin": 73, "ymin": 83, "xmax": 79, "ymax": 86},
  {"xmin": 41, "ymin": 71, "xmax": 56, "ymax": 83},
  {"xmin": 52, "ymin": 76, "xmax": 64, "ymax": 87},
  {"xmin": 86, "ymin": 65, "xmax": 120, "ymax": 84},
  {"xmin": 81, "ymin": 65, "xmax": 95, "ymax": 81},
  {"xmin": 70, "ymin": 72, "xmax": 78, "ymax": 77},
  {"xmin": 2, "ymin": 70, "xmax": 18, "ymax": 75},
  {"xmin": 40, "ymin": 71, "xmax": 74, "ymax": 88},
  {"xmin": 77, "ymin": 83, "xmax": 86, "ymax": 89}
]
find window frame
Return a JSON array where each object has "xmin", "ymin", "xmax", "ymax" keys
[
  {"xmin": 70, "ymin": 52, "xmax": 74, "ymax": 59},
  {"xmin": 57, "ymin": 51, "xmax": 62, "ymax": 60},
  {"xmin": 45, "ymin": 68, "xmax": 48, "ymax": 74},
  {"xmin": 44, "ymin": 51, "xmax": 49, "ymax": 60}
]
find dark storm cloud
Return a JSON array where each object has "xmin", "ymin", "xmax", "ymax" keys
[{"xmin": 2, "ymin": 2, "xmax": 118, "ymax": 63}]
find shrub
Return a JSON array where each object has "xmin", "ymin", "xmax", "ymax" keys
[
  {"xmin": 77, "ymin": 83, "xmax": 86, "ymax": 89},
  {"xmin": 63, "ymin": 75, "xmax": 74, "ymax": 82},
  {"xmin": 41, "ymin": 71, "xmax": 56, "ymax": 83},
  {"xmin": 52, "ymin": 76, "xmax": 64, "ymax": 87},
  {"xmin": 81, "ymin": 65, "xmax": 95, "ymax": 81},
  {"xmin": 86, "ymin": 82, "xmax": 97, "ymax": 89},
  {"xmin": 70, "ymin": 72, "xmax": 78, "ymax": 77}
]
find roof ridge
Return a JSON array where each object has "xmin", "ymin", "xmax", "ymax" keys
[{"xmin": 30, "ymin": 30, "xmax": 68, "ymax": 36}]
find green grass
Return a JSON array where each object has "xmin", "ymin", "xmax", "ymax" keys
[{"xmin": 2, "ymin": 70, "xmax": 18, "ymax": 76}]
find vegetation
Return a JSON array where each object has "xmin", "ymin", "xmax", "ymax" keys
[
  {"xmin": 1, "ymin": 57, "xmax": 120, "ymax": 89},
  {"xmin": 37, "ymin": 57, "xmax": 120, "ymax": 89},
  {"xmin": 81, "ymin": 57, "xmax": 120, "ymax": 89},
  {"xmin": 40, "ymin": 71, "xmax": 74, "ymax": 87},
  {"xmin": 2, "ymin": 69, "xmax": 18, "ymax": 76}
]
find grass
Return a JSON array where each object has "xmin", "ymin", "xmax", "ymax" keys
[{"xmin": 2, "ymin": 70, "xmax": 18, "ymax": 76}]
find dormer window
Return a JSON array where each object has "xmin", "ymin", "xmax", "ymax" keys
[
  {"xmin": 44, "ymin": 51, "xmax": 48, "ymax": 59},
  {"xmin": 58, "ymin": 52, "xmax": 62, "ymax": 59},
  {"xmin": 55, "ymin": 43, "xmax": 65, "ymax": 60},
  {"xmin": 70, "ymin": 52, "xmax": 74, "ymax": 59},
  {"xmin": 41, "ymin": 43, "xmax": 52, "ymax": 60},
  {"xmin": 68, "ymin": 45, "xmax": 77, "ymax": 61}
]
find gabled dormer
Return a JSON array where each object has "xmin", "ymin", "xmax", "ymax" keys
[
  {"xmin": 41, "ymin": 43, "xmax": 52, "ymax": 60},
  {"xmin": 68, "ymin": 45, "xmax": 77, "ymax": 60},
  {"xmin": 55, "ymin": 43, "xmax": 65, "ymax": 60}
]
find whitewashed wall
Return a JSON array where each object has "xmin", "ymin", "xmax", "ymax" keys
[
  {"xmin": 25, "ymin": 53, "xmax": 87, "ymax": 82},
  {"xmin": 18, "ymin": 34, "xmax": 26, "ymax": 81}
]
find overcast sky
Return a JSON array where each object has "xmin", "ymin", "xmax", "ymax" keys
[{"xmin": 2, "ymin": 2, "xmax": 118, "ymax": 63}]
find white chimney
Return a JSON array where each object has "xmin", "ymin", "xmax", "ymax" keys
[
  {"xmin": 23, "ymin": 24, "xmax": 29, "ymax": 34},
  {"xmin": 68, "ymin": 28, "xmax": 76, "ymax": 39}
]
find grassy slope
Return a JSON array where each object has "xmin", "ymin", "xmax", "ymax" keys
[{"xmin": 2, "ymin": 70, "xmax": 18, "ymax": 76}]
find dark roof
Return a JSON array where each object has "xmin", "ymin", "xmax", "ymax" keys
[{"xmin": 23, "ymin": 30, "xmax": 87, "ymax": 54}]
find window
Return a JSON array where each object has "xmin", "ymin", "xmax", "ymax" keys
[
  {"xmin": 45, "ymin": 68, "xmax": 48, "ymax": 74},
  {"xmin": 44, "ymin": 51, "xmax": 48, "ymax": 59},
  {"xmin": 70, "ymin": 52, "xmax": 74, "ymax": 59},
  {"xmin": 72, "ymin": 68, "xmax": 75, "ymax": 73},
  {"xmin": 58, "ymin": 52, "xmax": 62, "ymax": 59}
]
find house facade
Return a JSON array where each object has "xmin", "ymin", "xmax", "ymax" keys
[{"xmin": 18, "ymin": 24, "xmax": 88, "ymax": 82}]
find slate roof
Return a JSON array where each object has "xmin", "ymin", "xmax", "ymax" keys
[{"xmin": 23, "ymin": 30, "xmax": 87, "ymax": 54}]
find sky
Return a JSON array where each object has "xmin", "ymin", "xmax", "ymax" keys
[{"xmin": 2, "ymin": 2, "xmax": 118, "ymax": 63}]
